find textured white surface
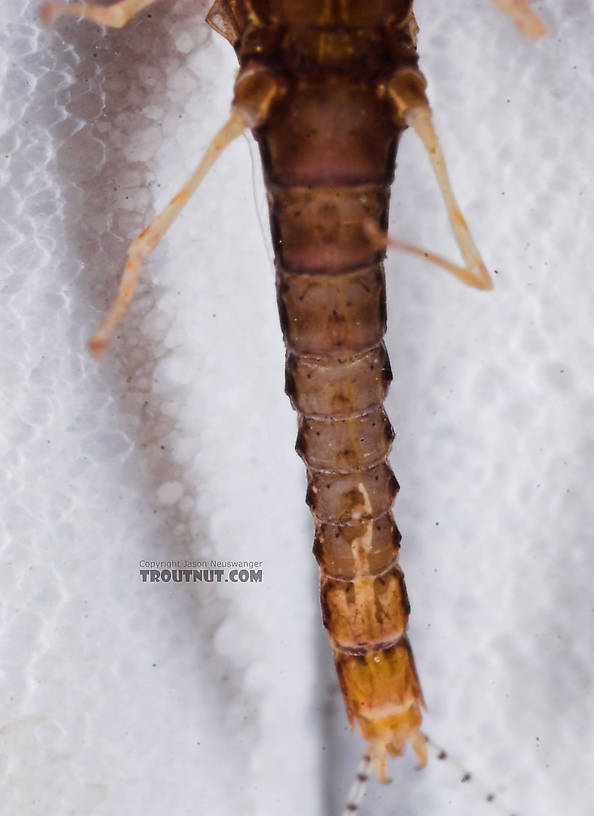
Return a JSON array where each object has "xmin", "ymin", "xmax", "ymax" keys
[{"xmin": 1, "ymin": 2, "xmax": 592, "ymax": 816}]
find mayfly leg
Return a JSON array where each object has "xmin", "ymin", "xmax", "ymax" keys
[
  {"xmin": 40, "ymin": 1, "xmax": 277, "ymax": 357},
  {"xmin": 364, "ymin": 223, "xmax": 493, "ymax": 291},
  {"xmin": 490, "ymin": 0, "xmax": 547, "ymax": 38},
  {"xmin": 40, "ymin": 0, "xmax": 158, "ymax": 27},
  {"xmin": 365, "ymin": 1, "xmax": 544, "ymax": 290},
  {"xmin": 375, "ymin": 68, "xmax": 493, "ymax": 291},
  {"xmin": 85, "ymin": 66, "xmax": 281, "ymax": 355},
  {"xmin": 42, "ymin": 1, "xmax": 284, "ymax": 357},
  {"xmin": 88, "ymin": 110, "xmax": 247, "ymax": 356}
]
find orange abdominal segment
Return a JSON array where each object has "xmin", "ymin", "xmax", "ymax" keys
[{"xmin": 337, "ymin": 642, "xmax": 427, "ymax": 781}]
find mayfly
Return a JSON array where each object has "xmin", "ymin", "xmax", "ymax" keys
[{"xmin": 41, "ymin": 0, "xmax": 546, "ymax": 798}]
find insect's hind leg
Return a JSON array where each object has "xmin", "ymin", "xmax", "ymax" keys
[
  {"xmin": 40, "ymin": 0, "xmax": 157, "ymax": 28},
  {"xmin": 384, "ymin": 69, "xmax": 493, "ymax": 291}
]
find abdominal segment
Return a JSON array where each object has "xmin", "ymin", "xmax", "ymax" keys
[
  {"xmin": 252, "ymin": 28, "xmax": 427, "ymax": 779},
  {"xmin": 261, "ymin": 121, "xmax": 425, "ymax": 778}
]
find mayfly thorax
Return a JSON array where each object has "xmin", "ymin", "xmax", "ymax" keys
[{"xmin": 41, "ymin": 0, "xmax": 547, "ymax": 803}]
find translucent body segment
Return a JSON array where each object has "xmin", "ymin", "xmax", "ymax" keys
[
  {"xmin": 285, "ymin": 344, "xmax": 392, "ymax": 419},
  {"xmin": 277, "ymin": 265, "xmax": 387, "ymax": 356},
  {"xmin": 259, "ymin": 83, "xmax": 398, "ymax": 186},
  {"xmin": 306, "ymin": 464, "xmax": 398, "ymax": 524},
  {"xmin": 335, "ymin": 638, "xmax": 426, "ymax": 776},
  {"xmin": 321, "ymin": 565, "xmax": 410, "ymax": 651},
  {"xmin": 337, "ymin": 639, "xmax": 423, "ymax": 724},
  {"xmin": 296, "ymin": 407, "xmax": 394, "ymax": 472},
  {"xmin": 269, "ymin": 184, "xmax": 388, "ymax": 273},
  {"xmin": 314, "ymin": 513, "xmax": 401, "ymax": 581}
]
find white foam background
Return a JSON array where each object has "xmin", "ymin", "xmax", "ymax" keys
[{"xmin": 1, "ymin": 2, "xmax": 592, "ymax": 815}]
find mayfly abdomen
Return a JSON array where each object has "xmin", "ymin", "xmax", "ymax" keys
[
  {"xmin": 40, "ymin": 0, "xmax": 430, "ymax": 781},
  {"xmin": 247, "ymin": 8, "xmax": 427, "ymax": 778},
  {"xmin": 38, "ymin": 0, "xmax": 562, "ymax": 808}
]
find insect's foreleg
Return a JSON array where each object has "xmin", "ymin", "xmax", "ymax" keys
[
  {"xmin": 40, "ymin": 0, "xmax": 157, "ymax": 28},
  {"xmin": 385, "ymin": 69, "xmax": 493, "ymax": 291},
  {"xmin": 490, "ymin": 0, "xmax": 547, "ymax": 38},
  {"xmin": 89, "ymin": 68, "xmax": 281, "ymax": 356}
]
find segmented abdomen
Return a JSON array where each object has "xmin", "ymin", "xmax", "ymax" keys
[{"xmin": 256, "ymin": 78, "xmax": 426, "ymax": 777}]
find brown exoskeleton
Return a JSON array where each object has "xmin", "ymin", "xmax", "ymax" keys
[{"xmin": 41, "ymin": 0, "xmax": 546, "ymax": 807}]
